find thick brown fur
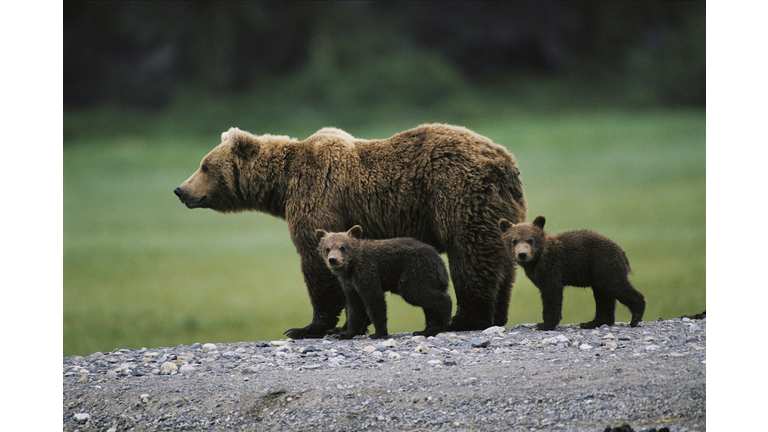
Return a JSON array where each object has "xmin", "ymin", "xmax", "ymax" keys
[
  {"xmin": 175, "ymin": 124, "xmax": 527, "ymax": 338},
  {"xmin": 315, "ymin": 225, "xmax": 452, "ymax": 339},
  {"xmin": 498, "ymin": 215, "xmax": 645, "ymax": 331}
]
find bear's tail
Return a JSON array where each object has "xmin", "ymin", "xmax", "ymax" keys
[{"xmin": 624, "ymin": 253, "xmax": 633, "ymax": 275}]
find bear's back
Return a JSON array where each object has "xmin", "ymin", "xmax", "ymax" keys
[{"xmin": 547, "ymin": 230, "xmax": 631, "ymax": 283}]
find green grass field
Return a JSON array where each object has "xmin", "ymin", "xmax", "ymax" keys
[{"xmin": 63, "ymin": 107, "xmax": 705, "ymax": 357}]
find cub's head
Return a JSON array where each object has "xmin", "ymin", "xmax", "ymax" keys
[
  {"xmin": 173, "ymin": 127, "xmax": 264, "ymax": 213},
  {"xmin": 498, "ymin": 215, "xmax": 547, "ymax": 264},
  {"xmin": 315, "ymin": 225, "xmax": 363, "ymax": 274}
]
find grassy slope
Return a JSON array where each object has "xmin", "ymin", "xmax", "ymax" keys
[{"xmin": 63, "ymin": 108, "xmax": 704, "ymax": 356}]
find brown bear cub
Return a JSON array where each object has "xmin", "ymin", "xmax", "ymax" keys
[
  {"xmin": 315, "ymin": 225, "xmax": 452, "ymax": 339},
  {"xmin": 498, "ymin": 216, "xmax": 645, "ymax": 331}
]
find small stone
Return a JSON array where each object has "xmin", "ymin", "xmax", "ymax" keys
[
  {"xmin": 645, "ymin": 344, "xmax": 661, "ymax": 351},
  {"xmin": 388, "ymin": 352, "xmax": 401, "ymax": 360},
  {"xmin": 140, "ymin": 394, "xmax": 150, "ymax": 403},
  {"xmin": 602, "ymin": 333, "xmax": 616, "ymax": 339},
  {"xmin": 686, "ymin": 324, "xmax": 702, "ymax": 332},
  {"xmin": 241, "ymin": 367, "xmax": 259, "ymax": 374},
  {"xmin": 221, "ymin": 351, "xmax": 241, "ymax": 360},
  {"xmin": 179, "ymin": 364, "xmax": 196, "ymax": 374},
  {"xmin": 471, "ymin": 338, "xmax": 491, "ymax": 348},
  {"xmin": 483, "ymin": 326, "xmax": 506, "ymax": 335},
  {"xmin": 579, "ymin": 344, "xmax": 593, "ymax": 350},
  {"xmin": 428, "ymin": 359, "xmax": 443, "ymax": 366},
  {"xmin": 202, "ymin": 343, "xmax": 218, "ymax": 353},
  {"xmin": 191, "ymin": 342, "xmax": 202, "ymax": 349},
  {"xmin": 427, "ymin": 348, "xmax": 441, "ymax": 356},
  {"xmin": 414, "ymin": 344, "xmax": 429, "ymax": 353},
  {"xmin": 303, "ymin": 364, "xmax": 322, "ymax": 370},
  {"xmin": 381, "ymin": 338, "xmax": 397, "ymax": 348},
  {"xmin": 160, "ymin": 361, "xmax": 178, "ymax": 373},
  {"xmin": 74, "ymin": 413, "xmax": 91, "ymax": 423},
  {"xmin": 363, "ymin": 345, "xmax": 377, "ymax": 353},
  {"xmin": 603, "ymin": 342, "xmax": 618, "ymax": 350}
]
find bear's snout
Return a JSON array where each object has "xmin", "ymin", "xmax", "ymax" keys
[
  {"xmin": 173, "ymin": 186, "xmax": 206, "ymax": 209},
  {"xmin": 517, "ymin": 251, "xmax": 528, "ymax": 260},
  {"xmin": 327, "ymin": 257, "xmax": 338, "ymax": 266}
]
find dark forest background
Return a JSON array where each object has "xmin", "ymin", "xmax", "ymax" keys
[{"xmin": 64, "ymin": 1, "xmax": 705, "ymax": 112}]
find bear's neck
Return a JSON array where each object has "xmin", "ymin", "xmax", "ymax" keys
[{"xmin": 239, "ymin": 145, "xmax": 291, "ymax": 219}]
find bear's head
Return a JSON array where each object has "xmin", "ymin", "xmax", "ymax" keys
[
  {"xmin": 173, "ymin": 127, "xmax": 259, "ymax": 213},
  {"xmin": 498, "ymin": 215, "xmax": 547, "ymax": 264},
  {"xmin": 315, "ymin": 225, "xmax": 364, "ymax": 275}
]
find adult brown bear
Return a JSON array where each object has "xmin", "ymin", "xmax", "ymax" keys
[{"xmin": 174, "ymin": 124, "xmax": 527, "ymax": 338}]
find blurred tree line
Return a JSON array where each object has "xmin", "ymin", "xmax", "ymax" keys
[{"xmin": 64, "ymin": 1, "xmax": 704, "ymax": 110}]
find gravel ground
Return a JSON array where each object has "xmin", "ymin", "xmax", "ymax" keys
[{"xmin": 63, "ymin": 316, "xmax": 705, "ymax": 431}]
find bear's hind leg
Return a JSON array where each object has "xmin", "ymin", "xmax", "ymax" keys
[
  {"xmin": 492, "ymin": 264, "xmax": 515, "ymax": 327},
  {"xmin": 581, "ymin": 287, "xmax": 616, "ymax": 329},
  {"xmin": 414, "ymin": 292, "xmax": 452, "ymax": 337},
  {"xmin": 615, "ymin": 280, "xmax": 646, "ymax": 327},
  {"xmin": 446, "ymin": 250, "xmax": 500, "ymax": 331},
  {"xmin": 398, "ymin": 275, "xmax": 452, "ymax": 337}
]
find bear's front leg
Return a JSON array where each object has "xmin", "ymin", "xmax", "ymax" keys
[
  {"xmin": 537, "ymin": 284, "xmax": 564, "ymax": 331},
  {"xmin": 283, "ymin": 257, "xmax": 346, "ymax": 339}
]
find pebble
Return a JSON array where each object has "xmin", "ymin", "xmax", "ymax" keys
[
  {"xmin": 160, "ymin": 362, "xmax": 178, "ymax": 373},
  {"xmin": 73, "ymin": 413, "xmax": 91, "ymax": 423},
  {"xmin": 471, "ymin": 337, "xmax": 491, "ymax": 348},
  {"xmin": 179, "ymin": 364, "xmax": 196, "ymax": 374},
  {"xmin": 202, "ymin": 343, "xmax": 218, "ymax": 353}
]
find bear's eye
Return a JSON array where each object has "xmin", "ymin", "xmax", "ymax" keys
[
  {"xmin": 526, "ymin": 239, "xmax": 534, "ymax": 244},
  {"xmin": 325, "ymin": 248, "xmax": 331, "ymax": 253},
  {"xmin": 511, "ymin": 239, "xmax": 518, "ymax": 245},
  {"xmin": 339, "ymin": 247, "xmax": 346, "ymax": 252},
  {"xmin": 201, "ymin": 165, "xmax": 209, "ymax": 174}
]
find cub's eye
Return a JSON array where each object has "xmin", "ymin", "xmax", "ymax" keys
[
  {"xmin": 325, "ymin": 248, "xmax": 331, "ymax": 253},
  {"xmin": 201, "ymin": 165, "xmax": 209, "ymax": 174},
  {"xmin": 526, "ymin": 239, "xmax": 534, "ymax": 244},
  {"xmin": 511, "ymin": 239, "xmax": 518, "ymax": 245},
  {"xmin": 339, "ymin": 247, "xmax": 346, "ymax": 252}
]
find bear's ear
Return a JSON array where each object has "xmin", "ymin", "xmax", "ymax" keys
[
  {"xmin": 348, "ymin": 225, "xmax": 363, "ymax": 239},
  {"xmin": 223, "ymin": 127, "xmax": 258, "ymax": 158},
  {"xmin": 498, "ymin": 219, "xmax": 513, "ymax": 233},
  {"xmin": 532, "ymin": 215, "xmax": 546, "ymax": 229},
  {"xmin": 315, "ymin": 229, "xmax": 327, "ymax": 242}
]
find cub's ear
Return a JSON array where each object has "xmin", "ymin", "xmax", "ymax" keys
[
  {"xmin": 498, "ymin": 219, "xmax": 513, "ymax": 233},
  {"xmin": 314, "ymin": 229, "xmax": 328, "ymax": 242},
  {"xmin": 348, "ymin": 225, "xmax": 363, "ymax": 239},
  {"xmin": 223, "ymin": 127, "xmax": 258, "ymax": 158},
  {"xmin": 532, "ymin": 215, "xmax": 546, "ymax": 229}
]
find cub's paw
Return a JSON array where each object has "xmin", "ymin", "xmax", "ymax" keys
[{"xmin": 535, "ymin": 322, "xmax": 558, "ymax": 331}]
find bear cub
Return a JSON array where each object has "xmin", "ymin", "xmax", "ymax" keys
[
  {"xmin": 315, "ymin": 225, "xmax": 452, "ymax": 339},
  {"xmin": 499, "ymin": 215, "xmax": 645, "ymax": 331}
]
